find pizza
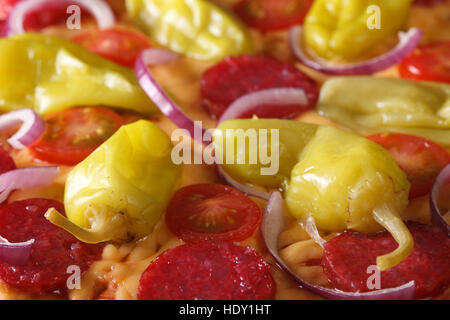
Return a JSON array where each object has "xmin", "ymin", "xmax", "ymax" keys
[{"xmin": 0, "ymin": 0, "xmax": 448, "ymax": 300}]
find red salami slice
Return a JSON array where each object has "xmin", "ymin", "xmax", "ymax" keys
[
  {"xmin": 137, "ymin": 241, "xmax": 275, "ymax": 300},
  {"xmin": 200, "ymin": 55, "xmax": 318, "ymax": 119},
  {"xmin": 0, "ymin": 199, "xmax": 103, "ymax": 295},
  {"xmin": 322, "ymin": 222, "xmax": 450, "ymax": 299},
  {"xmin": 0, "ymin": 146, "xmax": 15, "ymax": 175}
]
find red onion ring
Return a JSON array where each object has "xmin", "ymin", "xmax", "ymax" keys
[
  {"xmin": 216, "ymin": 165, "xmax": 270, "ymax": 201},
  {"xmin": 0, "ymin": 166, "xmax": 60, "ymax": 203},
  {"xmin": 0, "ymin": 109, "xmax": 45, "ymax": 149},
  {"xmin": 261, "ymin": 192, "xmax": 416, "ymax": 300},
  {"xmin": 289, "ymin": 26, "xmax": 423, "ymax": 75},
  {"xmin": 430, "ymin": 164, "xmax": 450, "ymax": 236},
  {"xmin": 135, "ymin": 49, "xmax": 206, "ymax": 143},
  {"xmin": 217, "ymin": 88, "xmax": 308, "ymax": 124},
  {"xmin": 5, "ymin": 0, "xmax": 116, "ymax": 36},
  {"xmin": 0, "ymin": 236, "xmax": 34, "ymax": 266}
]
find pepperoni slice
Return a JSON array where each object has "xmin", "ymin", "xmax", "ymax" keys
[
  {"xmin": 137, "ymin": 241, "xmax": 275, "ymax": 300},
  {"xmin": 0, "ymin": 199, "xmax": 103, "ymax": 295},
  {"xmin": 200, "ymin": 55, "xmax": 318, "ymax": 119},
  {"xmin": 0, "ymin": 146, "xmax": 15, "ymax": 175},
  {"xmin": 322, "ymin": 222, "xmax": 450, "ymax": 299}
]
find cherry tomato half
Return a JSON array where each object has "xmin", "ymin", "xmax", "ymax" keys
[
  {"xmin": 367, "ymin": 133, "xmax": 450, "ymax": 199},
  {"xmin": 72, "ymin": 28, "xmax": 151, "ymax": 68},
  {"xmin": 233, "ymin": 0, "xmax": 313, "ymax": 32},
  {"xmin": 398, "ymin": 42, "xmax": 450, "ymax": 84},
  {"xmin": 166, "ymin": 184, "xmax": 262, "ymax": 242},
  {"xmin": 29, "ymin": 107, "xmax": 125, "ymax": 166}
]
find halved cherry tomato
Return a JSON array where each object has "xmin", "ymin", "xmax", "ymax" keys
[
  {"xmin": 367, "ymin": 133, "xmax": 450, "ymax": 199},
  {"xmin": 72, "ymin": 28, "xmax": 151, "ymax": 68},
  {"xmin": 233, "ymin": 0, "xmax": 313, "ymax": 32},
  {"xmin": 398, "ymin": 42, "xmax": 450, "ymax": 83},
  {"xmin": 29, "ymin": 107, "xmax": 125, "ymax": 166},
  {"xmin": 165, "ymin": 184, "xmax": 262, "ymax": 242}
]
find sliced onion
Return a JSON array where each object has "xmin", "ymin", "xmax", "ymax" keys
[
  {"xmin": 5, "ymin": 0, "xmax": 116, "ymax": 36},
  {"xmin": 217, "ymin": 88, "xmax": 308, "ymax": 124},
  {"xmin": 216, "ymin": 165, "xmax": 270, "ymax": 201},
  {"xmin": 0, "ymin": 236, "xmax": 34, "ymax": 266},
  {"xmin": 430, "ymin": 164, "xmax": 450, "ymax": 236},
  {"xmin": 289, "ymin": 26, "xmax": 423, "ymax": 75},
  {"xmin": 135, "ymin": 49, "xmax": 206, "ymax": 143},
  {"xmin": 261, "ymin": 192, "xmax": 416, "ymax": 300},
  {"xmin": 0, "ymin": 109, "xmax": 45, "ymax": 149},
  {"xmin": 0, "ymin": 166, "xmax": 60, "ymax": 203}
]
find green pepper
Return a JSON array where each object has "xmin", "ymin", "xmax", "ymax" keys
[
  {"xmin": 214, "ymin": 118, "xmax": 413, "ymax": 270},
  {"xmin": 0, "ymin": 33, "xmax": 157, "ymax": 115},
  {"xmin": 317, "ymin": 77, "xmax": 450, "ymax": 148},
  {"xmin": 126, "ymin": 0, "xmax": 253, "ymax": 61},
  {"xmin": 46, "ymin": 120, "xmax": 181, "ymax": 243},
  {"xmin": 303, "ymin": 0, "xmax": 413, "ymax": 60}
]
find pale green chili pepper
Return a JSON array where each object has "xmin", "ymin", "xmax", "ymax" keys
[
  {"xmin": 46, "ymin": 120, "xmax": 181, "ymax": 243},
  {"xmin": 303, "ymin": 0, "xmax": 413, "ymax": 60},
  {"xmin": 317, "ymin": 77, "xmax": 450, "ymax": 147},
  {"xmin": 214, "ymin": 118, "xmax": 413, "ymax": 270},
  {"xmin": 0, "ymin": 33, "xmax": 157, "ymax": 115}
]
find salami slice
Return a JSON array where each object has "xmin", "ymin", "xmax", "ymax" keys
[
  {"xmin": 200, "ymin": 55, "xmax": 318, "ymax": 119},
  {"xmin": 322, "ymin": 222, "xmax": 450, "ymax": 299},
  {"xmin": 0, "ymin": 199, "xmax": 103, "ymax": 295},
  {"xmin": 137, "ymin": 241, "xmax": 275, "ymax": 300},
  {"xmin": 0, "ymin": 146, "xmax": 15, "ymax": 175}
]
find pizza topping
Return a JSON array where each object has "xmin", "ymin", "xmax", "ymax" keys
[
  {"xmin": 29, "ymin": 107, "xmax": 125, "ymax": 166},
  {"xmin": 0, "ymin": 33, "xmax": 157, "ymax": 115},
  {"xmin": 126, "ymin": 0, "xmax": 253, "ymax": 61},
  {"xmin": 367, "ymin": 133, "xmax": 450, "ymax": 199},
  {"xmin": 216, "ymin": 119, "xmax": 413, "ymax": 271},
  {"xmin": 0, "ymin": 109, "xmax": 45, "ymax": 149},
  {"xmin": 216, "ymin": 165, "xmax": 270, "ymax": 201},
  {"xmin": 0, "ymin": 235, "xmax": 34, "ymax": 266},
  {"xmin": 399, "ymin": 41, "xmax": 450, "ymax": 84},
  {"xmin": 137, "ymin": 241, "xmax": 275, "ymax": 300},
  {"xmin": 317, "ymin": 77, "xmax": 450, "ymax": 148},
  {"xmin": 201, "ymin": 55, "xmax": 318, "ymax": 119},
  {"xmin": 5, "ymin": 0, "xmax": 115, "ymax": 36},
  {"xmin": 261, "ymin": 192, "xmax": 416, "ymax": 300},
  {"xmin": 217, "ymin": 88, "xmax": 309, "ymax": 124},
  {"xmin": 303, "ymin": 0, "xmax": 413, "ymax": 61},
  {"xmin": 413, "ymin": 0, "xmax": 448, "ymax": 5},
  {"xmin": 166, "ymin": 184, "xmax": 262, "ymax": 242},
  {"xmin": 0, "ymin": 199, "xmax": 103, "ymax": 295},
  {"xmin": 233, "ymin": 0, "xmax": 313, "ymax": 32},
  {"xmin": 0, "ymin": 166, "xmax": 60, "ymax": 203},
  {"xmin": 46, "ymin": 120, "xmax": 181, "ymax": 243},
  {"xmin": 0, "ymin": 146, "xmax": 15, "ymax": 175},
  {"xmin": 322, "ymin": 222, "xmax": 450, "ymax": 299},
  {"xmin": 430, "ymin": 164, "xmax": 450, "ymax": 236},
  {"xmin": 290, "ymin": 26, "xmax": 423, "ymax": 75},
  {"xmin": 71, "ymin": 28, "xmax": 151, "ymax": 68},
  {"xmin": 134, "ymin": 49, "xmax": 205, "ymax": 144}
]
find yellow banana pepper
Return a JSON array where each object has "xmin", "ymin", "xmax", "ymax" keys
[
  {"xmin": 46, "ymin": 120, "xmax": 181, "ymax": 243},
  {"xmin": 0, "ymin": 33, "xmax": 157, "ymax": 115},
  {"xmin": 126, "ymin": 0, "xmax": 253, "ymax": 61},
  {"xmin": 317, "ymin": 77, "xmax": 450, "ymax": 148},
  {"xmin": 303, "ymin": 0, "xmax": 413, "ymax": 60},
  {"xmin": 214, "ymin": 119, "xmax": 413, "ymax": 270}
]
